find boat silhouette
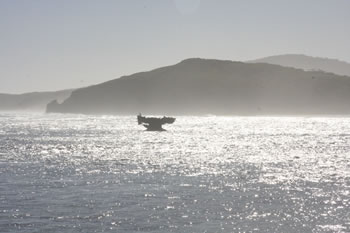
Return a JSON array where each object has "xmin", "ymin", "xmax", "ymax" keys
[{"xmin": 137, "ymin": 113, "xmax": 175, "ymax": 131}]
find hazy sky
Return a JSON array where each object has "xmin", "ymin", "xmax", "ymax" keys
[{"xmin": 1, "ymin": 0, "xmax": 350, "ymax": 94}]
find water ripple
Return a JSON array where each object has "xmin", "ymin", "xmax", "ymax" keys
[{"xmin": 0, "ymin": 113, "xmax": 349, "ymax": 232}]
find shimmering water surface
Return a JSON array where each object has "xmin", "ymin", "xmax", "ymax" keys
[{"xmin": 0, "ymin": 113, "xmax": 349, "ymax": 232}]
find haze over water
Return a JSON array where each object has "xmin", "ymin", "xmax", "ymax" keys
[{"xmin": 1, "ymin": 113, "xmax": 349, "ymax": 232}]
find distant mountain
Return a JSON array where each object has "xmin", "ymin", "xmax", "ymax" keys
[
  {"xmin": 250, "ymin": 54, "xmax": 350, "ymax": 77},
  {"xmin": 47, "ymin": 58, "xmax": 350, "ymax": 116},
  {"xmin": 0, "ymin": 89, "xmax": 73, "ymax": 112}
]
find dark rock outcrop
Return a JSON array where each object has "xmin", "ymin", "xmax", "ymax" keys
[
  {"xmin": 46, "ymin": 100, "xmax": 61, "ymax": 113},
  {"xmin": 0, "ymin": 89, "xmax": 73, "ymax": 112}
]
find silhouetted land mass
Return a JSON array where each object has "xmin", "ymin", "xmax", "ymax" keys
[
  {"xmin": 47, "ymin": 58, "xmax": 350, "ymax": 115},
  {"xmin": 250, "ymin": 54, "xmax": 350, "ymax": 77},
  {"xmin": 0, "ymin": 90, "xmax": 72, "ymax": 112}
]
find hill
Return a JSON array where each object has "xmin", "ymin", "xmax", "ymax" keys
[
  {"xmin": 0, "ymin": 90, "xmax": 73, "ymax": 112},
  {"xmin": 250, "ymin": 54, "xmax": 350, "ymax": 77},
  {"xmin": 46, "ymin": 58, "xmax": 350, "ymax": 115}
]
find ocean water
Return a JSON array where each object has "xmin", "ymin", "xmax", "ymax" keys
[{"xmin": 0, "ymin": 113, "xmax": 349, "ymax": 233}]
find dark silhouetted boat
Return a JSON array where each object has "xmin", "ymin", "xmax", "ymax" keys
[{"xmin": 137, "ymin": 113, "xmax": 175, "ymax": 131}]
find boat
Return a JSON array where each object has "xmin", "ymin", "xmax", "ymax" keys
[{"xmin": 137, "ymin": 113, "xmax": 176, "ymax": 131}]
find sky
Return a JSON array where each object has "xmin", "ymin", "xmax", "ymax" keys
[{"xmin": 1, "ymin": 0, "xmax": 350, "ymax": 94}]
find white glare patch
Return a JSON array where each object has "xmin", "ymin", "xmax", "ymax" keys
[{"xmin": 174, "ymin": 0, "xmax": 201, "ymax": 15}]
